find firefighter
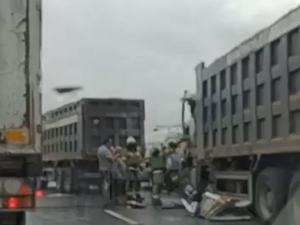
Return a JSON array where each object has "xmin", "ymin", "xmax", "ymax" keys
[
  {"xmin": 165, "ymin": 141, "xmax": 181, "ymax": 192},
  {"xmin": 150, "ymin": 147, "xmax": 166, "ymax": 205},
  {"xmin": 123, "ymin": 136, "xmax": 144, "ymax": 205}
]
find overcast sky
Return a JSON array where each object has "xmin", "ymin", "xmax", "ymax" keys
[{"xmin": 42, "ymin": 0, "xmax": 300, "ymax": 142}]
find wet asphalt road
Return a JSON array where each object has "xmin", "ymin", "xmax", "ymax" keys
[{"xmin": 26, "ymin": 193, "xmax": 261, "ymax": 225}]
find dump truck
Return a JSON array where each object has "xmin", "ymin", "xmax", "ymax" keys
[
  {"xmin": 182, "ymin": 6, "xmax": 300, "ymax": 223},
  {"xmin": 42, "ymin": 98, "xmax": 145, "ymax": 193},
  {"xmin": 0, "ymin": 0, "xmax": 42, "ymax": 224}
]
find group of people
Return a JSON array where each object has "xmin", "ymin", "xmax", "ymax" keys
[
  {"xmin": 97, "ymin": 136, "xmax": 144, "ymax": 206},
  {"xmin": 149, "ymin": 140, "xmax": 188, "ymax": 205},
  {"xmin": 97, "ymin": 136, "xmax": 190, "ymax": 207}
]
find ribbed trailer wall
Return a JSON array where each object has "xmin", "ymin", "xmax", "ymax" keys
[
  {"xmin": 195, "ymin": 6, "xmax": 300, "ymax": 159},
  {"xmin": 42, "ymin": 98, "xmax": 145, "ymax": 162}
]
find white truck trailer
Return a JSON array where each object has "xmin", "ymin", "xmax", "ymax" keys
[
  {"xmin": 0, "ymin": 0, "xmax": 42, "ymax": 224},
  {"xmin": 182, "ymin": 6, "xmax": 300, "ymax": 223}
]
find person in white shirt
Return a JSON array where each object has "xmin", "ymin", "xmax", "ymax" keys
[{"xmin": 97, "ymin": 139, "xmax": 120, "ymax": 202}]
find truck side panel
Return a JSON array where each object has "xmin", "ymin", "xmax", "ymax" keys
[
  {"xmin": 0, "ymin": 0, "xmax": 41, "ymax": 154},
  {"xmin": 195, "ymin": 6, "xmax": 300, "ymax": 159},
  {"xmin": 42, "ymin": 99, "xmax": 145, "ymax": 161},
  {"xmin": 82, "ymin": 99, "xmax": 145, "ymax": 155}
]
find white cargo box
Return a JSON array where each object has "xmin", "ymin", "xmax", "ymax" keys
[{"xmin": 0, "ymin": 0, "xmax": 41, "ymax": 154}]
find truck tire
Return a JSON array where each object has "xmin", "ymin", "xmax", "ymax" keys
[
  {"xmin": 288, "ymin": 171, "xmax": 300, "ymax": 224},
  {"xmin": 255, "ymin": 167, "xmax": 291, "ymax": 223},
  {"xmin": 0, "ymin": 212, "xmax": 25, "ymax": 225}
]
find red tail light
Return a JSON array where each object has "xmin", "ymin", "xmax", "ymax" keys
[
  {"xmin": 3, "ymin": 196, "xmax": 33, "ymax": 209},
  {"xmin": 7, "ymin": 197, "xmax": 18, "ymax": 209},
  {"xmin": 0, "ymin": 179, "xmax": 35, "ymax": 209},
  {"xmin": 35, "ymin": 189, "xmax": 44, "ymax": 198}
]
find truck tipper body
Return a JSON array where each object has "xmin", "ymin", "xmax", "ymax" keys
[
  {"xmin": 183, "ymin": 6, "xmax": 300, "ymax": 223},
  {"xmin": 0, "ymin": 0, "xmax": 42, "ymax": 224},
  {"xmin": 42, "ymin": 98, "xmax": 145, "ymax": 193}
]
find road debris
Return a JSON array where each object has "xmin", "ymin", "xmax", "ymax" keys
[
  {"xmin": 126, "ymin": 200, "xmax": 146, "ymax": 208},
  {"xmin": 199, "ymin": 192, "xmax": 251, "ymax": 221}
]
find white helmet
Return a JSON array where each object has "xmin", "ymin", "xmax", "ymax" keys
[{"xmin": 126, "ymin": 136, "xmax": 136, "ymax": 145}]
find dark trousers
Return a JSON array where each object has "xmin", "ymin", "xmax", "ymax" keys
[
  {"xmin": 99, "ymin": 170, "xmax": 113, "ymax": 200},
  {"xmin": 126, "ymin": 169, "xmax": 140, "ymax": 195}
]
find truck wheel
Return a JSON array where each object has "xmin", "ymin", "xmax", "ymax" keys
[
  {"xmin": 255, "ymin": 167, "xmax": 290, "ymax": 223},
  {"xmin": 0, "ymin": 212, "xmax": 25, "ymax": 225},
  {"xmin": 288, "ymin": 171, "xmax": 300, "ymax": 224}
]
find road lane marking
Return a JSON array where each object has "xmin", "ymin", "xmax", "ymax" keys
[
  {"xmin": 104, "ymin": 209, "xmax": 140, "ymax": 225},
  {"xmin": 45, "ymin": 193, "xmax": 74, "ymax": 198}
]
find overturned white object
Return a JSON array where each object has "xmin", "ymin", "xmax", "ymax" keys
[
  {"xmin": 181, "ymin": 198, "xmax": 198, "ymax": 215},
  {"xmin": 199, "ymin": 192, "xmax": 251, "ymax": 221}
]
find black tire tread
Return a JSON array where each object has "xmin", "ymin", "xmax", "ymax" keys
[
  {"xmin": 289, "ymin": 171, "xmax": 300, "ymax": 198},
  {"xmin": 288, "ymin": 170, "xmax": 300, "ymax": 225},
  {"xmin": 255, "ymin": 167, "xmax": 291, "ymax": 223}
]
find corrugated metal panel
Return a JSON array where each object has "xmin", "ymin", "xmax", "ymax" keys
[
  {"xmin": 0, "ymin": 0, "xmax": 27, "ymax": 128},
  {"xmin": 195, "ymin": 6, "xmax": 300, "ymax": 159},
  {"xmin": 0, "ymin": 0, "xmax": 41, "ymax": 153},
  {"xmin": 42, "ymin": 99, "xmax": 145, "ymax": 161}
]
